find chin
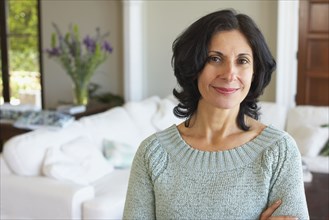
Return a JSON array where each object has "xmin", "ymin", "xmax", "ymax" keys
[
  {"xmin": 199, "ymin": 95, "xmax": 244, "ymax": 111},
  {"xmin": 210, "ymin": 100, "xmax": 241, "ymax": 110}
]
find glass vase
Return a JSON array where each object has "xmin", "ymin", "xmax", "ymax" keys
[{"xmin": 73, "ymin": 83, "xmax": 88, "ymax": 106}]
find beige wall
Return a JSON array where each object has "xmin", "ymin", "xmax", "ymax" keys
[
  {"xmin": 41, "ymin": 0, "xmax": 277, "ymax": 108},
  {"xmin": 143, "ymin": 0, "xmax": 278, "ymax": 101},
  {"xmin": 41, "ymin": 0, "xmax": 123, "ymax": 108}
]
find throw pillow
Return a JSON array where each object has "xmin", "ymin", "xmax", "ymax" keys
[
  {"xmin": 320, "ymin": 124, "xmax": 329, "ymax": 156},
  {"xmin": 320, "ymin": 140, "xmax": 329, "ymax": 156},
  {"xmin": 103, "ymin": 139, "xmax": 135, "ymax": 168},
  {"xmin": 290, "ymin": 124, "xmax": 328, "ymax": 157}
]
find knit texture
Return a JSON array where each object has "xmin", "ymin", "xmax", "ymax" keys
[{"xmin": 123, "ymin": 125, "xmax": 309, "ymax": 220}]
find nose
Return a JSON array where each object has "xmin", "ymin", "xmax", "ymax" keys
[{"xmin": 220, "ymin": 62, "xmax": 235, "ymax": 82}]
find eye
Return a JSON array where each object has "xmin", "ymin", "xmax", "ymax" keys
[
  {"xmin": 237, "ymin": 58, "xmax": 250, "ymax": 65},
  {"xmin": 207, "ymin": 56, "xmax": 221, "ymax": 64}
]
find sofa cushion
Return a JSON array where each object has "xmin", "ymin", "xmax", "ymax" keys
[
  {"xmin": 258, "ymin": 101, "xmax": 288, "ymax": 130},
  {"xmin": 124, "ymin": 96, "xmax": 160, "ymax": 138},
  {"xmin": 152, "ymin": 96, "xmax": 183, "ymax": 131},
  {"xmin": 79, "ymin": 107, "xmax": 143, "ymax": 151},
  {"xmin": 2, "ymin": 122, "xmax": 89, "ymax": 176}
]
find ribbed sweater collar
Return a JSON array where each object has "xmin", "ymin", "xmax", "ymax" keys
[{"xmin": 156, "ymin": 124, "xmax": 285, "ymax": 172}]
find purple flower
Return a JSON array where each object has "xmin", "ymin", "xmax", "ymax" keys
[
  {"xmin": 102, "ymin": 41, "xmax": 113, "ymax": 54},
  {"xmin": 83, "ymin": 35, "xmax": 96, "ymax": 53},
  {"xmin": 47, "ymin": 24, "xmax": 114, "ymax": 77},
  {"xmin": 46, "ymin": 47, "xmax": 61, "ymax": 57}
]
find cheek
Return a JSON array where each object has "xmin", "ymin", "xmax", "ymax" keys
[
  {"xmin": 241, "ymin": 70, "xmax": 254, "ymax": 86},
  {"xmin": 237, "ymin": 75, "xmax": 252, "ymax": 95},
  {"xmin": 245, "ymin": 75, "xmax": 253, "ymax": 85},
  {"xmin": 197, "ymin": 76, "xmax": 206, "ymax": 95},
  {"xmin": 197, "ymin": 70, "xmax": 211, "ymax": 91}
]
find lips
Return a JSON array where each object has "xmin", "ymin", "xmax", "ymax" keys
[{"xmin": 213, "ymin": 87, "xmax": 239, "ymax": 94}]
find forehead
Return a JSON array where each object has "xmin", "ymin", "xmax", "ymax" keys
[{"xmin": 208, "ymin": 30, "xmax": 252, "ymax": 54}]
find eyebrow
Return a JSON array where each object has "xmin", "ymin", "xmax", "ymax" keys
[{"xmin": 208, "ymin": 50, "xmax": 252, "ymax": 57}]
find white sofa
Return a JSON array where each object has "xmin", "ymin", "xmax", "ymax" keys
[{"xmin": 1, "ymin": 95, "xmax": 328, "ymax": 219}]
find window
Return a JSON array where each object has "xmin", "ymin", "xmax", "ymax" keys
[{"xmin": 0, "ymin": 0, "xmax": 43, "ymax": 108}]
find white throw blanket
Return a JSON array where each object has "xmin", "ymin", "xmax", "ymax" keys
[{"xmin": 43, "ymin": 136, "xmax": 113, "ymax": 185}]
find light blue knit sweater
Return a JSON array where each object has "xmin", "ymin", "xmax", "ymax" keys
[{"xmin": 123, "ymin": 125, "xmax": 309, "ymax": 220}]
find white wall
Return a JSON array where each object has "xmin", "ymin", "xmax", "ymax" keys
[
  {"xmin": 142, "ymin": 0, "xmax": 278, "ymax": 101},
  {"xmin": 276, "ymin": 0, "xmax": 299, "ymax": 108},
  {"xmin": 41, "ymin": 0, "xmax": 123, "ymax": 108}
]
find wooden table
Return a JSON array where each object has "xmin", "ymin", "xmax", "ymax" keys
[
  {"xmin": 0, "ymin": 122, "xmax": 31, "ymax": 148},
  {"xmin": 304, "ymin": 172, "xmax": 329, "ymax": 219}
]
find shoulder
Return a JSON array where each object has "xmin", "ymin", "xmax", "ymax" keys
[
  {"xmin": 263, "ymin": 126, "xmax": 299, "ymax": 155},
  {"xmin": 261, "ymin": 126, "xmax": 302, "ymax": 170},
  {"xmin": 133, "ymin": 126, "xmax": 174, "ymax": 180},
  {"xmin": 137, "ymin": 125, "xmax": 176, "ymax": 156},
  {"xmin": 249, "ymin": 118, "xmax": 296, "ymax": 151}
]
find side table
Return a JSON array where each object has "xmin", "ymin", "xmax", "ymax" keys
[
  {"xmin": 0, "ymin": 122, "xmax": 31, "ymax": 150},
  {"xmin": 73, "ymin": 102, "xmax": 114, "ymax": 119}
]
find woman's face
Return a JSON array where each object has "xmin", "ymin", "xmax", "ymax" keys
[{"xmin": 197, "ymin": 30, "xmax": 254, "ymax": 110}]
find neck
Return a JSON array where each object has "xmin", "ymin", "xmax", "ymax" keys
[
  {"xmin": 177, "ymin": 99, "xmax": 264, "ymax": 151},
  {"xmin": 187, "ymin": 99, "xmax": 243, "ymax": 140}
]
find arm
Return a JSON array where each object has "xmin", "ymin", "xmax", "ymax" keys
[
  {"xmin": 266, "ymin": 136, "xmax": 309, "ymax": 219},
  {"xmin": 260, "ymin": 200, "xmax": 298, "ymax": 220},
  {"xmin": 123, "ymin": 138, "xmax": 156, "ymax": 219}
]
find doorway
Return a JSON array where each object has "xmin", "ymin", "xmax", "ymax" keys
[{"xmin": 297, "ymin": 0, "xmax": 329, "ymax": 106}]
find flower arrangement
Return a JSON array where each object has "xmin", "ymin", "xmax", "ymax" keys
[{"xmin": 46, "ymin": 23, "xmax": 113, "ymax": 105}]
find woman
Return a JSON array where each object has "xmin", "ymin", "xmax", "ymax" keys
[{"xmin": 123, "ymin": 9, "xmax": 309, "ymax": 219}]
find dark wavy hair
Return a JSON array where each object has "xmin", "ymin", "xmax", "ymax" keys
[{"xmin": 172, "ymin": 9, "xmax": 276, "ymax": 130}]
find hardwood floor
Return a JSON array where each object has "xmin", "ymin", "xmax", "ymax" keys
[{"xmin": 304, "ymin": 172, "xmax": 329, "ymax": 220}]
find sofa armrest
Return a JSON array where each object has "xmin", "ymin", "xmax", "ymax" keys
[
  {"xmin": 1, "ymin": 174, "xmax": 94, "ymax": 219},
  {"xmin": 0, "ymin": 154, "xmax": 12, "ymax": 175}
]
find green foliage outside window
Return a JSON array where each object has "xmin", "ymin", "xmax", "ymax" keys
[
  {"xmin": 0, "ymin": 0, "xmax": 40, "ymax": 105},
  {"xmin": 8, "ymin": 0, "xmax": 39, "ymax": 72}
]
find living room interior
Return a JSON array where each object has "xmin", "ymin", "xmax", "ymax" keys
[{"xmin": 0, "ymin": 0, "xmax": 328, "ymax": 219}]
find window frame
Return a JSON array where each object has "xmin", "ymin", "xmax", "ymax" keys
[{"xmin": 0, "ymin": 0, "xmax": 44, "ymax": 108}]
